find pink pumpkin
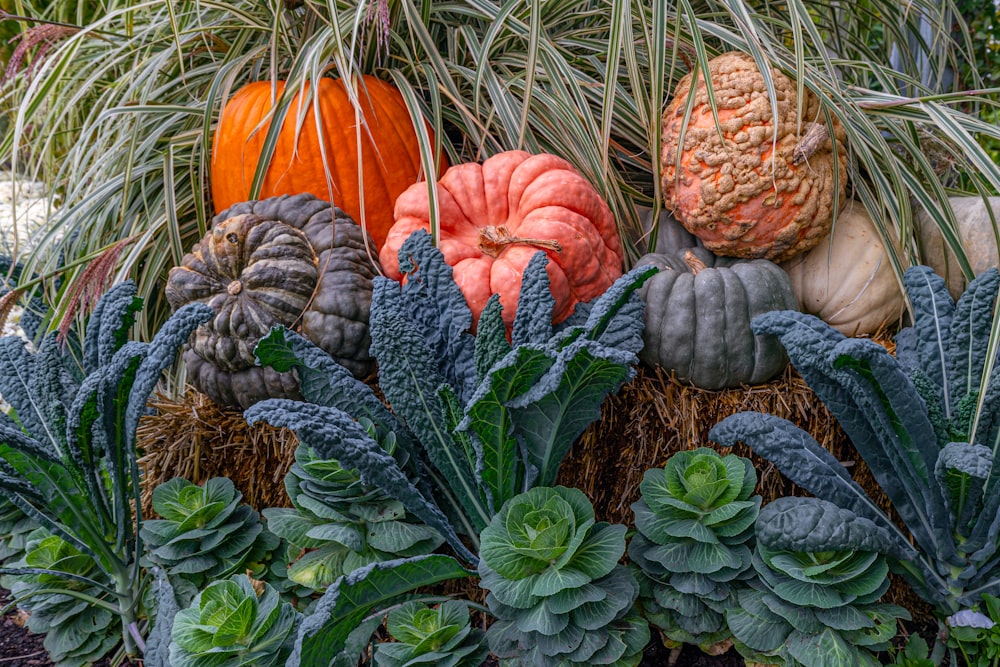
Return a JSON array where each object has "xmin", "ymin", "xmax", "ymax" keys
[{"xmin": 380, "ymin": 150, "xmax": 624, "ymax": 327}]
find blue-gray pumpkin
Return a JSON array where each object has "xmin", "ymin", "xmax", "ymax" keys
[{"xmin": 636, "ymin": 247, "xmax": 797, "ymax": 389}]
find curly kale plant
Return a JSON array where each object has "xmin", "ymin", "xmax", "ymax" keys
[
  {"xmin": 374, "ymin": 600, "xmax": 487, "ymax": 667},
  {"xmin": 478, "ymin": 486, "xmax": 649, "ymax": 667},
  {"xmin": 709, "ymin": 266, "xmax": 1000, "ymax": 660},
  {"xmin": 264, "ymin": 429, "xmax": 444, "ymax": 593},
  {"xmin": 247, "ymin": 229, "xmax": 652, "ymax": 557},
  {"xmin": 7, "ymin": 530, "xmax": 122, "ymax": 667},
  {"xmin": 629, "ymin": 448, "xmax": 760, "ymax": 652},
  {"xmin": 729, "ymin": 498, "xmax": 908, "ymax": 667},
  {"xmin": 0, "ymin": 281, "xmax": 211, "ymax": 661},
  {"xmin": 168, "ymin": 574, "xmax": 300, "ymax": 667},
  {"xmin": 140, "ymin": 477, "xmax": 277, "ymax": 604}
]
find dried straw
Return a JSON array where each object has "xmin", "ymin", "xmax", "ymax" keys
[{"xmin": 136, "ymin": 391, "xmax": 298, "ymax": 514}]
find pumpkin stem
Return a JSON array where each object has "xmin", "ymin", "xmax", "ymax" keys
[
  {"xmin": 227, "ymin": 280, "xmax": 243, "ymax": 296},
  {"xmin": 478, "ymin": 225, "xmax": 562, "ymax": 258},
  {"xmin": 792, "ymin": 122, "xmax": 829, "ymax": 165},
  {"xmin": 683, "ymin": 250, "xmax": 708, "ymax": 274}
]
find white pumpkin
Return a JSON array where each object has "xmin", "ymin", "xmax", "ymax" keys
[
  {"xmin": 914, "ymin": 196, "xmax": 1000, "ymax": 300},
  {"xmin": 781, "ymin": 203, "xmax": 905, "ymax": 336}
]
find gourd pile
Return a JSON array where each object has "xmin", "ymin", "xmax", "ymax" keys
[{"xmin": 169, "ymin": 53, "xmax": 909, "ymax": 408}]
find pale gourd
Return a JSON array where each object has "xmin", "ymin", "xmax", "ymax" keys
[{"xmin": 781, "ymin": 204, "xmax": 905, "ymax": 336}]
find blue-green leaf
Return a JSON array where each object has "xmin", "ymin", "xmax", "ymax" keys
[
  {"xmin": 710, "ymin": 413, "xmax": 915, "ymax": 559},
  {"xmin": 395, "ymin": 230, "xmax": 477, "ymax": 402},
  {"xmin": 289, "ymin": 555, "xmax": 473, "ymax": 667},
  {"xmin": 898, "ymin": 266, "xmax": 955, "ymax": 414},
  {"xmin": 254, "ymin": 327, "xmax": 417, "ymax": 455},
  {"xmin": 947, "ymin": 269, "xmax": 1000, "ymax": 408},
  {"xmin": 509, "ymin": 338, "xmax": 636, "ymax": 487},
  {"xmin": 84, "ymin": 281, "xmax": 143, "ymax": 373},
  {"xmin": 511, "ymin": 252, "xmax": 555, "ymax": 347},
  {"xmin": 244, "ymin": 400, "xmax": 474, "ymax": 565},
  {"xmin": 935, "ymin": 442, "xmax": 991, "ymax": 535},
  {"xmin": 473, "ymin": 295, "xmax": 511, "ymax": 384},
  {"xmin": 755, "ymin": 497, "xmax": 911, "ymax": 558},
  {"xmin": 461, "ymin": 346, "xmax": 551, "ymax": 511}
]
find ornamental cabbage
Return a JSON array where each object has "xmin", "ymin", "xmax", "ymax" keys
[
  {"xmin": 141, "ymin": 477, "xmax": 276, "ymax": 603},
  {"xmin": 478, "ymin": 486, "xmax": 648, "ymax": 666},
  {"xmin": 728, "ymin": 498, "xmax": 908, "ymax": 667},
  {"xmin": 8, "ymin": 531, "xmax": 121, "ymax": 667},
  {"xmin": 629, "ymin": 448, "xmax": 760, "ymax": 651},
  {"xmin": 709, "ymin": 266, "xmax": 1000, "ymax": 646},
  {"xmin": 263, "ymin": 429, "xmax": 443, "ymax": 592},
  {"xmin": 374, "ymin": 600, "xmax": 487, "ymax": 667},
  {"xmin": 169, "ymin": 574, "xmax": 299, "ymax": 667}
]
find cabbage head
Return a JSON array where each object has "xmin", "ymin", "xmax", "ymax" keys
[
  {"xmin": 169, "ymin": 574, "xmax": 299, "ymax": 667},
  {"xmin": 628, "ymin": 448, "xmax": 760, "ymax": 650},
  {"xmin": 374, "ymin": 599, "xmax": 487, "ymax": 667},
  {"xmin": 478, "ymin": 486, "xmax": 648, "ymax": 666}
]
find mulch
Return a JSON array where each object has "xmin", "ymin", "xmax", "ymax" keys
[{"xmin": 0, "ymin": 589, "xmax": 139, "ymax": 667}]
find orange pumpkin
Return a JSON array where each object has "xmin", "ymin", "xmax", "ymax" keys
[
  {"xmin": 211, "ymin": 75, "xmax": 443, "ymax": 249},
  {"xmin": 661, "ymin": 52, "xmax": 847, "ymax": 262},
  {"xmin": 380, "ymin": 150, "xmax": 624, "ymax": 328}
]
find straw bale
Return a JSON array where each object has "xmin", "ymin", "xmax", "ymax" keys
[{"xmin": 137, "ymin": 391, "xmax": 298, "ymax": 514}]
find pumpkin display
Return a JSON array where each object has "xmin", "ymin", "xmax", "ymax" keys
[
  {"xmin": 380, "ymin": 150, "xmax": 624, "ymax": 328},
  {"xmin": 210, "ymin": 75, "xmax": 444, "ymax": 249},
  {"xmin": 166, "ymin": 193, "xmax": 380, "ymax": 408},
  {"xmin": 915, "ymin": 196, "xmax": 1000, "ymax": 300},
  {"xmin": 636, "ymin": 246, "xmax": 798, "ymax": 389},
  {"xmin": 782, "ymin": 203, "xmax": 905, "ymax": 336},
  {"xmin": 660, "ymin": 52, "xmax": 847, "ymax": 262}
]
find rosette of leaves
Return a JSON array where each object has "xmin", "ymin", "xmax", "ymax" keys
[
  {"xmin": 140, "ymin": 476, "xmax": 277, "ymax": 603},
  {"xmin": 373, "ymin": 600, "xmax": 487, "ymax": 667},
  {"xmin": 263, "ymin": 426, "xmax": 443, "ymax": 592},
  {"xmin": 169, "ymin": 574, "xmax": 300, "ymax": 667},
  {"xmin": 727, "ymin": 498, "xmax": 909, "ymax": 667},
  {"xmin": 628, "ymin": 448, "xmax": 760, "ymax": 651},
  {"xmin": 7, "ymin": 530, "xmax": 122, "ymax": 667},
  {"xmin": 0, "ymin": 495, "xmax": 38, "ymax": 585},
  {"xmin": 478, "ymin": 486, "xmax": 649, "ymax": 667}
]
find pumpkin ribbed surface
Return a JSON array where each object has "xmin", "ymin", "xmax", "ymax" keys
[
  {"xmin": 211, "ymin": 76, "xmax": 443, "ymax": 249},
  {"xmin": 380, "ymin": 150, "xmax": 623, "ymax": 328},
  {"xmin": 166, "ymin": 193, "xmax": 380, "ymax": 408},
  {"xmin": 660, "ymin": 52, "xmax": 847, "ymax": 262},
  {"xmin": 637, "ymin": 246, "xmax": 798, "ymax": 389}
]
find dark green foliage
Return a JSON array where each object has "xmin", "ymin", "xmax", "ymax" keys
[
  {"xmin": 251, "ymin": 230, "xmax": 653, "ymax": 552},
  {"xmin": 168, "ymin": 574, "xmax": 300, "ymax": 667},
  {"xmin": 0, "ymin": 280, "xmax": 212, "ymax": 663},
  {"xmin": 629, "ymin": 448, "xmax": 760, "ymax": 650},
  {"xmin": 287, "ymin": 555, "xmax": 475, "ymax": 667},
  {"xmin": 140, "ymin": 477, "xmax": 277, "ymax": 604},
  {"xmin": 8, "ymin": 530, "xmax": 123, "ymax": 667},
  {"xmin": 374, "ymin": 600, "xmax": 488, "ymax": 667},
  {"xmin": 263, "ymin": 431, "xmax": 444, "ymax": 593},
  {"xmin": 479, "ymin": 486, "xmax": 649, "ymax": 667},
  {"xmin": 709, "ymin": 266, "xmax": 1000, "ymax": 626},
  {"xmin": 729, "ymin": 500, "xmax": 908, "ymax": 667}
]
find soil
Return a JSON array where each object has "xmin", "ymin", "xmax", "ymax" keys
[{"xmin": 0, "ymin": 589, "xmax": 139, "ymax": 667}]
